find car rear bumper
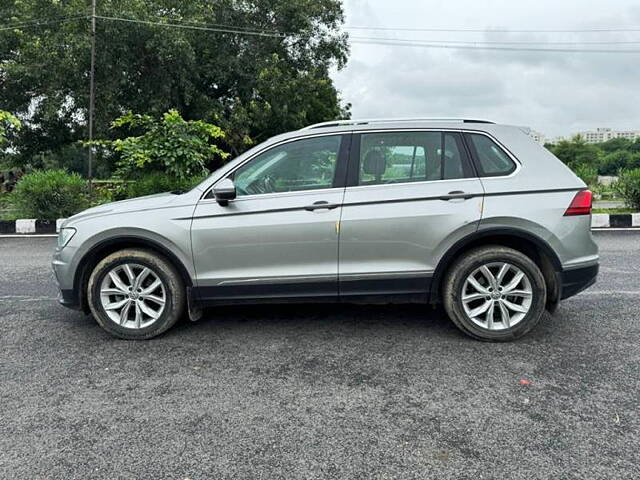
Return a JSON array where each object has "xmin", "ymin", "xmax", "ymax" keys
[{"xmin": 560, "ymin": 263, "xmax": 598, "ymax": 300}]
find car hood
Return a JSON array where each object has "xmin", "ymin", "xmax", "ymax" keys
[{"xmin": 64, "ymin": 192, "xmax": 180, "ymax": 225}]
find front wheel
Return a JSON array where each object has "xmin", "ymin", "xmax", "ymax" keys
[
  {"xmin": 87, "ymin": 249, "xmax": 185, "ymax": 340},
  {"xmin": 443, "ymin": 246, "xmax": 547, "ymax": 341}
]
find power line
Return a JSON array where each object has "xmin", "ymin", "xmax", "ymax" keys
[
  {"xmin": 350, "ymin": 37, "xmax": 640, "ymax": 54},
  {"xmin": 3, "ymin": 14, "xmax": 640, "ymax": 53},
  {"xmin": 3, "ymin": 12, "xmax": 640, "ymax": 36},
  {"xmin": 345, "ymin": 25, "xmax": 640, "ymax": 34},
  {"xmin": 95, "ymin": 15, "xmax": 286, "ymax": 38},
  {"xmin": 351, "ymin": 36, "xmax": 640, "ymax": 46},
  {"xmin": 143, "ymin": 15, "xmax": 287, "ymax": 35},
  {"xmin": 0, "ymin": 15, "xmax": 87, "ymax": 32}
]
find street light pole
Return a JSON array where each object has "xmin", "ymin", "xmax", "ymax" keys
[{"xmin": 88, "ymin": 0, "xmax": 96, "ymax": 195}]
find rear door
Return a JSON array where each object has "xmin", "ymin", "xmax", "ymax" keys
[{"xmin": 338, "ymin": 130, "xmax": 484, "ymax": 298}]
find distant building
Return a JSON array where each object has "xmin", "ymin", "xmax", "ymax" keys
[
  {"xmin": 543, "ymin": 128, "xmax": 640, "ymax": 145},
  {"xmin": 546, "ymin": 136, "xmax": 565, "ymax": 146},
  {"xmin": 576, "ymin": 128, "xmax": 640, "ymax": 144}
]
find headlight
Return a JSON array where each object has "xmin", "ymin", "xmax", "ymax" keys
[{"xmin": 57, "ymin": 227, "xmax": 77, "ymax": 249}]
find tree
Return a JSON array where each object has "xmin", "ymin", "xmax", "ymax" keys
[
  {"xmin": 600, "ymin": 137, "xmax": 632, "ymax": 154},
  {"xmin": 599, "ymin": 150, "xmax": 636, "ymax": 176},
  {"xmin": 550, "ymin": 135, "xmax": 601, "ymax": 169},
  {"xmin": 0, "ymin": 111, "xmax": 21, "ymax": 147},
  {"xmin": 0, "ymin": 0, "xmax": 350, "ymax": 171},
  {"xmin": 91, "ymin": 110, "xmax": 229, "ymax": 180}
]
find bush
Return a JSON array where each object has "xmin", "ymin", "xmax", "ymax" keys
[
  {"xmin": 89, "ymin": 110, "xmax": 228, "ymax": 181},
  {"xmin": 122, "ymin": 172, "xmax": 207, "ymax": 199},
  {"xmin": 10, "ymin": 169, "xmax": 89, "ymax": 219},
  {"xmin": 614, "ymin": 169, "xmax": 640, "ymax": 210},
  {"xmin": 572, "ymin": 164, "xmax": 598, "ymax": 187}
]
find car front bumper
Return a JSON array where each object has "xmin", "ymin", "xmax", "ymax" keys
[{"xmin": 52, "ymin": 245, "xmax": 83, "ymax": 310}]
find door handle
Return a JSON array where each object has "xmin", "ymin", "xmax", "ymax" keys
[
  {"xmin": 304, "ymin": 201, "xmax": 340, "ymax": 211},
  {"xmin": 439, "ymin": 191, "xmax": 475, "ymax": 201}
]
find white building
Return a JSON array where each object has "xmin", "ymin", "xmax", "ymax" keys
[
  {"xmin": 546, "ymin": 136, "xmax": 566, "ymax": 146},
  {"xmin": 576, "ymin": 128, "xmax": 640, "ymax": 144}
]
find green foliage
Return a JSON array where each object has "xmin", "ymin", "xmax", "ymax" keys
[
  {"xmin": 1, "ymin": 0, "xmax": 349, "ymax": 167},
  {"xmin": 90, "ymin": 110, "xmax": 228, "ymax": 180},
  {"xmin": 592, "ymin": 207, "xmax": 635, "ymax": 214},
  {"xmin": 551, "ymin": 136, "xmax": 601, "ymax": 170},
  {"xmin": 117, "ymin": 172, "xmax": 207, "ymax": 200},
  {"xmin": 600, "ymin": 137, "xmax": 632, "ymax": 154},
  {"xmin": 614, "ymin": 169, "xmax": 640, "ymax": 210},
  {"xmin": 222, "ymin": 54, "xmax": 350, "ymax": 151},
  {"xmin": 548, "ymin": 135, "xmax": 640, "ymax": 176},
  {"xmin": 9, "ymin": 169, "xmax": 89, "ymax": 219},
  {"xmin": 572, "ymin": 164, "xmax": 598, "ymax": 187},
  {"xmin": 599, "ymin": 150, "xmax": 640, "ymax": 176},
  {"xmin": 0, "ymin": 111, "xmax": 21, "ymax": 147}
]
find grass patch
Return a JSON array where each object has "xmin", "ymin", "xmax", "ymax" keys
[{"xmin": 592, "ymin": 207, "xmax": 637, "ymax": 214}]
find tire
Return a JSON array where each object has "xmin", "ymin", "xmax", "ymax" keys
[
  {"xmin": 443, "ymin": 245, "xmax": 547, "ymax": 342},
  {"xmin": 87, "ymin": 248, "xmax": 186, "ymax": 340}
]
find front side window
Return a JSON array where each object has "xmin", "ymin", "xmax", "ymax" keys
[
  {"xmin": 465, "ymin": 133, "xmax": 516, "ymax": 177},
  {"xmin": 358, "ymin": 131, "xmax": 473, "ymax": 186},
  {"xmin": 232, "ymin": 135, "xmax": 342, "ymax": 196}
]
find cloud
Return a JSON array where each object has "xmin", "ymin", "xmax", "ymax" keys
[{"xmin": 334, "ymin": 0, "xmax": 640, "ymax": 137}]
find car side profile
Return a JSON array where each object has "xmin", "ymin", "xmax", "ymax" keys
[{"xmin": 53, "ymin": 118, "xmax": 599, "ymax": 341}]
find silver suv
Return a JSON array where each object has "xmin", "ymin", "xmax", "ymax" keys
[{"xmin": 53, "ymin": 118, "xmax": 599, "ymax": 341}]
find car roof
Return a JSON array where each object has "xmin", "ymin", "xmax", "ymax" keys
[{"xmin": 278, "ymin": 118, "xmax": 524, "ymax": 141}]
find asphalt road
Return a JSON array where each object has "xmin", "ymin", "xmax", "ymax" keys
[{"xmin": 1, "ymin": 233, "xmax": 639, "ymax": 479}]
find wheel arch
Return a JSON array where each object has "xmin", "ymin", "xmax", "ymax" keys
[
  {"xmin": 430, "ymin": 227, "xmax": 562, "ymax": 310},
  {"xmin": 73, "ymin": 235, "xmax": 194, "ymax": 312}
]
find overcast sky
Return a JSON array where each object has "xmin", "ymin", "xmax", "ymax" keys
[{"xmin": 332, "ymin": 0, "xmax": 640, "ymax": 138}]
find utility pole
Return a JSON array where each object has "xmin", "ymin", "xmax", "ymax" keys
[{"xmin": 88, "ymin": 0, "xmax": 96, "ymax": 195}]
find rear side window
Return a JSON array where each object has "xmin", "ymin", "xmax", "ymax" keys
[
  {"xmin": 465, "ymin": 133, "xmax": 516, "ymax": 177},
  {"xmin": 357, "ymin": 131, "xmax": 474, "ymax": 186}
]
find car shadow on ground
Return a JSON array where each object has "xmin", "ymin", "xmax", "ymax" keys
[
  {"xmin": 58, "ymin": 299, "xmax": 558, "ymax": 343},
  {"xmin": 163, "ymin": 300, "xmax": 561, "ymax": 344},
  {"xmin": 169, "ymin": 302, "xmax": 466, "ymax": 340}
]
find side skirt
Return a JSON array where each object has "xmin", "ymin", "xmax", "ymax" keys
[{"xmin": 191, "ymin": 275, "xmax": 433, "ymax": 308}]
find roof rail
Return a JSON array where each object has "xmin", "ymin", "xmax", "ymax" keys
[{"xmin": 300, "ymin": 118, "xmax": 495, "ymax": 130}]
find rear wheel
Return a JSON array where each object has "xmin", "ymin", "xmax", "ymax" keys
[
  {"xmin": 87, "ymin": 249, "xmax": 185, "ymax": 340},
  {"xmin": 443, "ymin": 246, "xmax": 547, "ymax": 341}
]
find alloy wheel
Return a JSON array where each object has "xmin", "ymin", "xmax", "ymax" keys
[
  {"xmin": 461, "ymin": 262, "xmax": 533, "ymax": 331},
  {"xmin": 99, "ymin": 263, "xmax": 166, "ymax": 329}
]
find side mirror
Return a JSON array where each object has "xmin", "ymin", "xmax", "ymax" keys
[{"xmin": 213, "ymin": 178, "xmax": 236, "ymax": 206}]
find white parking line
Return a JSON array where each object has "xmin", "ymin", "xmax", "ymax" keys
[
  {"xmin": 0, "ymin": 235, "xmax": 58, "ymax": 238},
  {"xmin": 0, "ymin": 295, "xmax": 57, "ymax": 302},
  {"xmin": 578, "ymin": 290, "xmax": 640, "ymax": 296},
  {"xmin": 591, "ymin": 228, "xmax": 640, "ymax": 232}
]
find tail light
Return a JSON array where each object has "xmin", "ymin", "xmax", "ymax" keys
[{"xmin": 564, "ymin": 190, "xmax": 592, "ymax": 216}]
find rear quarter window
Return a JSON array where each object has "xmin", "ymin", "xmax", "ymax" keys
[{"xmin": 465, "ymin": 133, "xmax": 516, "ymax": 177}]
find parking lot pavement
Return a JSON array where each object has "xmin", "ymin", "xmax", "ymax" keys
[{"xmin": 0, "ymin": 233, "xmax": 639, "ymax": 479}]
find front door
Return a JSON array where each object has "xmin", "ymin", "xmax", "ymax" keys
[
  {"xmin": 338, "ymin": 130, "xmax": 484, "ymax": 298},
  {"xmin": 191, "ymin": 134, "xmax": 350, "ymax": 302}
]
